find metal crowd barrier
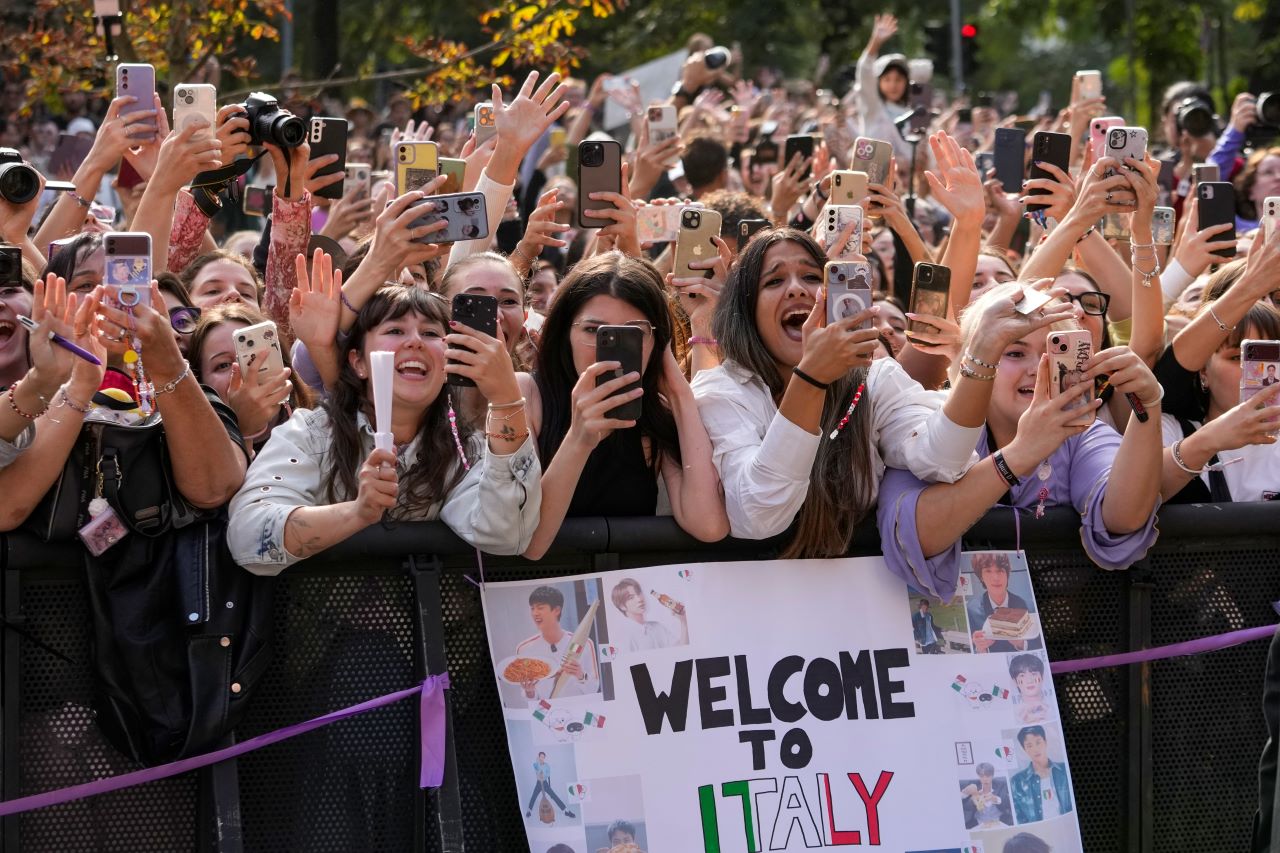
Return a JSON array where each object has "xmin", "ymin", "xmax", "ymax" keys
[{"xmin": 3, "ymin": 502, "xmax": 1280, "ymax": 852}]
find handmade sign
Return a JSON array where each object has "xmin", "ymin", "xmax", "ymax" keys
[{"xmin": 481, "ymin": 552, "xmax": 1082, "ymax": 853}]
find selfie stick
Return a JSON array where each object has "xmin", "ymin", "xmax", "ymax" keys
[
  {"xmin": 369, "ymin": 350, "xmax": 395, "ymax": 454},
  {"xmin": 550, "ymin": 600, "xmax": 600, "ymax": 699}
]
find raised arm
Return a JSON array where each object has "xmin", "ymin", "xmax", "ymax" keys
[{"xmin": 130, "ymin": 120, "xmax": 222, "ymax": 274}]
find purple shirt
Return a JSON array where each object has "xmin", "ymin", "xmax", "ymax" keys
[{"xmin": 877, "ymin": 420, "xmax": 1159, "ymax": 601}]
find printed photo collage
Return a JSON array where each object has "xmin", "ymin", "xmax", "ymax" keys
[
  {"xmin": 483, "ymin": 568, "xmax": 694, "ymax": 853},
  {"xmin": 905, "ymin": 551, "xmax": 1084, "ymax": 853}
]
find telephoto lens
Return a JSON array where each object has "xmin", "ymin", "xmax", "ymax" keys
[
  {"xmin": 1175, "ymin": 96, "xmax": 1216, "ymax": 137},
  {"xmin": 243, "ymin": 93, "xmax": 307, "ymax": 148},
  {"xmin": 0, "ymin": 148, "xmax": 40, "ymax": 205},
  {"xmin": 1258, "ymin": 93, "xmax": 1280, "ymax": 127}
]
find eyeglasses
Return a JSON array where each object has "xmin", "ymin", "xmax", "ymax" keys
[
  {"xmin": 570, "ymin": 320, "xmax": 655, "ymax": 344},
  {"xmin": 1061, "ymin": 291, "xmax": 1110, "ymax": 316},
  {"xmin": 169, "ymin": 305, "xmax": 202, "ymax": 335}
]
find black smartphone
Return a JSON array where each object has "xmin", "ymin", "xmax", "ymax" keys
[
  {"xmin": 595, "ymin": 325, "xmax": 643, "ymax": 421},
  {"xmin": 908, "ymin": 82, "xmax": 933, "ymax": 134},
  {"xmin": 1197, "ymin": 181, "xmax": 1237, "ymax": 258},
  {"xmin": 737, "ymin": 218, "xmax": 770, "ymax": 251},
  {"xmin": 993, "ymin": 127, "xmax": 1026, "ymax": 194},
  {"xmin": 1026, "ymin": 132, "xmax": 1072, "ymax": 212},
  {"xmin": 447, "ymin": 293, "xmax": 498, "ymax": 387},
  {"xmin": 308, "ymin": 117, "xmax": 349, "ymax": 201},
  {"xmin": 906, "ymin": 262, "xmax": 951, "ymax": 343},
  {"xmin": 783, "ymin": 134, "xmax": 815, "ymax": 179},
  {"xmin": 576, "ymin": 139, "xmax": 623, "ymax": 229}
]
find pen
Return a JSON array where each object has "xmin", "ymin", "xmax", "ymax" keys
[{"xmin": 16, "ymin": 315, "xmax": 102, "ymax": 366}]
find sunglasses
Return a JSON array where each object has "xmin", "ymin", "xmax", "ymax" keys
[{"xmin": 169, "ymin": 305, "xmax": 202, "ymax": 335}]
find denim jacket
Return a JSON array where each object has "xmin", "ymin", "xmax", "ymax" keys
[{"xmin": 227, "ymin": 407, "xmax": 540, "ymax": 574}]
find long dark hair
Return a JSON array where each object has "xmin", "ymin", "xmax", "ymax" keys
[
  {"xmin": 321, "ymin": 286, "xmax": 467, "ymax": 516},
  {"xmin": 534, "ymin": 252, "xmax": 681, "ymax": 471},
  {"xmin": 713, "ymin": 228, "xmax": 875, "ymax": 559},
  {"xmin": 41, "ymin": 232, "xmax": 102, "ymax": 282}
]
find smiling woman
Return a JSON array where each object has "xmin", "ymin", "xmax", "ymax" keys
[{"xmin": 226, "ymin": 285, "xmax": 542, "ymax": 573}]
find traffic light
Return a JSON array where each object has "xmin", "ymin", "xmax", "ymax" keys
[
  {"xmin": 961, "ymin": 23, "xmax": 980, "ymax": 77},
  {"xmin": 924, "ymin": 21, "xmax": 951, "ymax": 75}
]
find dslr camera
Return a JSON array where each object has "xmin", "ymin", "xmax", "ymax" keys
[
  {"xmin": 1175, "ymin": 96, "xmax": 1218, "ymax": 138},
  {"xmin": 0, "ymin": 148, "xmax": 41, "ymax": 205},
  {"xmin": 1249, "ymin": 92, "xmax": 1280, "ymax": 149},
  {"xmin": 0, "ymin": 242, "xmax": 22, "ymax": 287},
  {"xmin": 242, "ymin": 93, "xmax": 307, "ymax": 148}
]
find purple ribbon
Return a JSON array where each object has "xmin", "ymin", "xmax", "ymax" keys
[
  {"xmin": 0, "ymin": 672, "xmax": 450, "ymax": 818},
  {"xmin": 1051, "ymin": 624, "xmax": 1277, "ymax": 674}
]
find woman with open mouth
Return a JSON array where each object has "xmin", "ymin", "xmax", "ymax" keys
[{"xmin": 227, "ymin": 284, "xmax": 541, "ymax": 573}]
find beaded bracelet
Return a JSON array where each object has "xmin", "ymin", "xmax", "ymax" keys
[
  {"xmin": 486, "ymin": 429, "xmax": 529, "ymax": 442},
  {"xmin": 57, "ymin": 387, "xmax": 92, "ymax": 414},
  {"xmin": 340, "ymin": 291, "xmax": 358, "ymax": 314},
  {"xmin": 7, "ymin": 381, "xmax": 49, "ymax": 420},
  {"xmin": 67, "ymin": 191, "xmax": 92, "ymax": 209},
  {"xmin": 964, "ymin": 350, "xmax": 998, "ymax": 371},
  {"xmin": 688, "ymin": 336, "xmax": 718, "ymax": 346},
  {"xmin": 960, "ymin": 363, "xmax": 995, "ymax": 381}
]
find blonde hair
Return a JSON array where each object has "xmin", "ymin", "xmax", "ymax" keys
[{"xmin": 953, "ymin": 282, "xmax": 1082, "ymax": 382}]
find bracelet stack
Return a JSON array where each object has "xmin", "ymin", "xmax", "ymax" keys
[
  {"xmin": 1130, "ymin": 241, "xmax": 1161, "ymax": 288},
  {"xmin": 57, "ymin": 386, "xmax": 92, "ymax": 414},
  {"xmin": 959, "ymin": 350, "xmax": 997, "ymax": 381},
  {"xmin": 486, "ymin": 397, "xmax": 529, "ymax": 442}
]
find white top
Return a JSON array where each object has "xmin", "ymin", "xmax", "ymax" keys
[
  {"xmin": 1161, "ymin": 413, "xmax": 1280, "ymax": 501},
  {"xmin": 515, "ymin": 631, "xmax": 600, "ymax": 698},
  {"xmin": 1039, "ymin": 773, "xmax": 1063, "ymax": 819},
  {"xmin": 0, "ymin": 422, "xmax": 33, "ymax": 469},
  {"xmin": 623, "ymin": 619, "xmax": 679, "ymax": 652},
  {"xmin": 854, "ymin": 51, "xmax": 913, "ymax": 164},
  {"xmin": 691, "ymin": 357, "xmax": 979, "ymax": 540},
  {"xmin": 227, "ymin": 406, "xmax": 541, "ymax": 574}
]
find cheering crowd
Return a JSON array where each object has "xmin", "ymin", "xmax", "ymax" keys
[{"xmin": 1, "ymin": 11, "xmax": 1279, "ymax": 815}]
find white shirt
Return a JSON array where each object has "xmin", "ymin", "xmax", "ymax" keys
[
  {"xmin": 0, "ymin": 422, "xmax": 33, "ymax": 469},
  {"xmin": 447, "ymin": 170, "xmax": 514, "ymax": 265},
  {"xmin": 1161, "ymin": 413, "xmax": 1280, "ymax": 501},
  {"xmin": 515, "ymin": 630, "xmax": 600, "ymax": 698},
  {"xmin": 624, "ymin": 619, "xmax": 678, "ymax": 652},
  {"xmin": 692, "ymin": 357, "xmax": 979, "ymax": 540},
  {"xmin": 227, "ymin": 407, "xmax": 541, "ymax": 574}
]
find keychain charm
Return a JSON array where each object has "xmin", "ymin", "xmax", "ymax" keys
[{"xmin": 1034, "ymin": 462, "xmax": 1053, "ymax": 519}]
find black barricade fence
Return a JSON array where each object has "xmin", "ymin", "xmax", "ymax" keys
[{"xmin": 3, "ymin": 503, "xmax": 1279, "ymax": 852}]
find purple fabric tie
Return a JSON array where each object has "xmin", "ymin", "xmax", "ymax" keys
[
  {"xmin": 1051, "ymin": 624, "xmax": 1277, "ymax": 674},
  {"xmin": 0, "ymin": 673, "xmax": 451, "ymax": 818}
]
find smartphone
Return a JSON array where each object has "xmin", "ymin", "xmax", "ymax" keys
[
  {"xmin": 474, "ymin": 102, "xmax": 497, "ymax": 146},
  {"xmin": 1088, "ymin": 116, "xmax": 1125, "ymax": 160},
  {"xmin": 438, "ymin": 157, "xmax": 466, "ymax": 194},
  {"xmin": 1075, "ymin": 70, "xmax": 1103, "ymax": 101},
  {"xmin": 406, "ymin": 192, "xmax": 488, "ymax": 244},
  {"xmin": 737, "ymin": 218, "xmax": 770, "ymax": 251},
  {"xmin": 1192, "ymin": 163, "xmax": 1220, "ymax": 188},
  {"xmin": 1263, "ymin": 197, "xmax": 1280, "ymax": 241},
  {"xmin": 830, "ymin": 170, "xmax": 869, "ymax": 206},
  {"xmin": 1047, "ymin": 329, "xmax": 1095, "ymax": 418},
  {"xmin": 576, "ymin": 139, "xmax": 623, "ymax": 229},
  {"xmin": 233, "ymin": 320, "xmax": 287, "ymax": 402},
  {"xmin": 783, "ymin": 134, "xmax": 815, "ymax": 178},
  {"xmin": 825, "ymin": 261, "xmax": 873, "ymax": 329},
  {"xmin": 646, "ymin": 104, "xmax": 678, "ymax": 144},
  {"xmin": 344, "ymin": 162, "xmax": 372, "ymax": 198},
  {"xmin": 1026, "ymin": 132, "xmax": 1072, "ymax": 212},
  {"xmin": 819, "ymin": 204, "xmax": 863, "ymax": 257},
  {"xmin": 1240, "ymin": 339, "xmax": 1280, "ymax": 406},
  {"xmin": 395, "ymin": 140, "xmax": 438, "ymax": 196},
  {"xmin": 1101, "ymin": 212, "xmax": 1132, "ymax": 241},
  {"xmin": 906, "ymin": 262, "xmax": 951, "ymax": 340},
  {"xmin": 1197, "ymin": 182, "xmax": 1237, "ymax": 258},
  {"xmin": 673, "ymin": 207, "xmax": 723, "ymax": 313},
  {"xmin": 103, "ymin": 231, "xmax": 152, "ymax": 309},
  {"xmin": 1103, "ymin": 127, "xmax": 1147, "ymax": 177},
  {"xmin": 908, "ymin": 82, "xmax": 933, "ymax": 134},
  {"xmin": 447, "ymin": 293, "xmax": 498, "ymax": 388},
  {"xmin": 993, "ymin": 127, "xmax": 1026, "ymax": 193},
  {"xmin": 1152, "ymin": 206, "xmax": 1176, "ymax": 245},
  {"xmin": 595, "ymin": 325, "xmax": 643, "ymax": 421},
  {"xmin": 115, "ymin": 63, "xmax": 156, "ymax": 139},
  {"xmin": 850, "ymin": 137, "xmax": 893, "ymax": 185},
  {"xmin": 637, "ymin": 204, "xmax": 682, "ymax": 244},
  {"xmin": 309, "ymin": 117, "xmax": 350, "ymax": 200},
  {"xmin": 172, "ymin": 83, "xmax": 216, "ymax": 139},
  {"xmin": 242, "ymin": 184, "xmax": 274, "ymax": 217}
]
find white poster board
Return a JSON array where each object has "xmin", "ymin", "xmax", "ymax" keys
[
  {"xmin": 602, "ymin": 49, "xmax": 689, "ymax": 130},
  {"xmin": 481, "ymin": 552, "xmax": 1083, "ymax": 853}
]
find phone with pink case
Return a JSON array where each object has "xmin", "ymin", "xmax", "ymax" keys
[
  {"xmin": 1089, "ymin": 116, "xmax": 1125, "ymax": 159},
  {"xmin": 1047, "ymin": 330, "xmax": 1094, "ymax": 420}
]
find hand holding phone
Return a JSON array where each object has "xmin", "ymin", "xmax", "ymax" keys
[
  {"xmin": 447, "ymin": 293, "xmax": 499, "ymax": 388},
  {"xmin": 595, "ymin": 325, "xmax": 643, "ymax": 421}
]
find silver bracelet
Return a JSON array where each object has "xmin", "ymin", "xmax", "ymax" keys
[
  {"xmin": 1170, "ymin": 439, "xmax": 1201, "ymax": 475},
  {"xmin": 154, "ymin": 360, "xmax": 191, "ymax": 396},
  {"xmin": 1208, "ymin": 304, "xmax": 1236, "ymax": 333}
]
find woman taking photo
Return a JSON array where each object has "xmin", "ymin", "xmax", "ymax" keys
[
  {"xmin": 878, "ymin": 281, "xmax": 1164, "ymax": 600},
  {"xmin": 518, "ymin": 252, "xmax": 728, "ymax": 560},
  {"xmin": 693, "ymin": 228, "xmax": 1061, "ymax": 558},
  {"xmin": 228, "ymin": 286, "xmax": 541, "ymax": 573}
]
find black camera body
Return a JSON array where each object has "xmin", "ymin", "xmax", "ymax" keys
[
  {"xmin": 1175, "ymin": 96, "xmax": 1217, "ymax": 138},
  {"xmin": 242, "ymin": 93, "xmax": 306, "ymax": 148},
  {"xmin": 0, "ymin": 148, "xmax": 40, "ymax": 205},
  {"xmin": 0, "ymin": 242, "xmax": 22, "ymax": 287}
]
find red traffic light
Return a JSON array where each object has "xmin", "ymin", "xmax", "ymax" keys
[{"xmin": 961, "ymin": 23, "xmax": 978, "ymax": 38}]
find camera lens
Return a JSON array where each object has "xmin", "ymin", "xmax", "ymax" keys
[
  {"xmin": 0, "ymin": 161, "xmax": 39, "ymax": 205},
  {"xmin": 272, "ymin": 113, "xmax": 307, "ymax": 147},
  {"xmin": 1177, "ymin": 97, "xmax": 1215, "ymax": 137},
  {"xmin": 1259, "ymin": 93, "xmax": 1280, "ymax": 127}
]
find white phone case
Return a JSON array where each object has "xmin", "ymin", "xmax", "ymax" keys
[
  {"xmin": 233, "ymin": 320, "xmax": 286, "ymax": 395},
  {"xmin": 173, "ymin": 84, "xmax": 217, "ymax": 137},
  {"xmin": 820, "ymin": 204, "xmax": 863, "ymax": 257}
]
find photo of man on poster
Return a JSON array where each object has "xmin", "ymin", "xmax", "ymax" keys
[
  {"xmin": 967, "ymin": 553, "xmax": 1042, "ymax": 653},
  {"xmin": 516, "ymin": 586, "xmax": 601, "ymax": 699}
]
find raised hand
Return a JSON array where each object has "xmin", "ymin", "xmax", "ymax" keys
[
  {"xmin": 493, "ymin": 71, "xmax": 571, "ymax": 165},
  {"xmin": 289, "ymin": 248, "xmax": 343, "ymax": 354},
  {"xmin": 564, "ymin": 361, "xmax": 644, "ymax": 451},
  {"xmin": 924, "ymin": 132, "xmax": 985, "ymax": 225}
]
